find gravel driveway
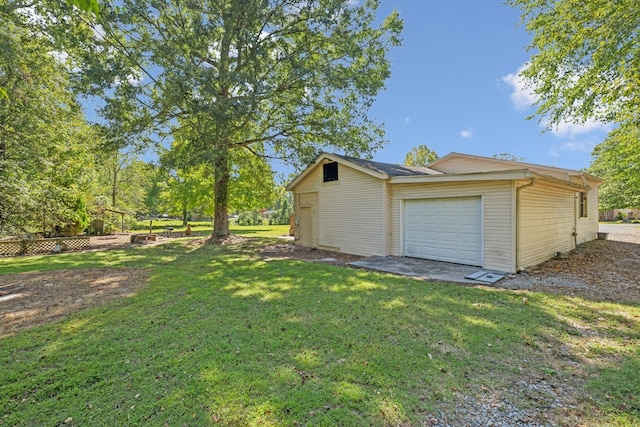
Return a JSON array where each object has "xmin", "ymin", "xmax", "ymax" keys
[{"xmin": 598, "ymin": 222, "xmax": 640, "ymax": 243}]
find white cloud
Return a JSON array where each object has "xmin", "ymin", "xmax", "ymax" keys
[
  {"xmin": 404, "ymin": 117, "xmax": 410, "ymax": 124},
  {"xmin": 503, "ymin": 63, "xmax": 612, "ymax": 137},
  {"xmin": 502, "ymin": 64, "xmax": 537, "ymax": 111},
  {"xmin": 549, "ymin": 139, "xmax": 598, "ymax": 158},
  {"xmin": 113, "ymin": 71, "xmax": 143, "ymax": 87},
  {"xmin": 548, "ymin": 118, "xmax": 611, "ymax": 137},
  {"xmin": 559, "ymin": 141, "xmax": 596, "ymax": 153},
  {"xmin": 460, "ymin": 129, "xmax": 473, "ymax": 139}
]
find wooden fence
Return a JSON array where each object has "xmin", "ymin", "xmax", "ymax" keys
[{"xmin": 0, "ymin": 236, "xmax": 90, "ymax": 257}]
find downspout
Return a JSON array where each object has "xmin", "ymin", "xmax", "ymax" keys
[
  {"xmin": 574, "ymin": 173, "xmax": 591, "ymax": 250},
  {"xmin": 573, "ymin": 193, "xmax": 578, "ymax": 250},
  {"xmin": 381, "ymin": 179, "xmax": 388, "ymax": 256},
  {"xmin": 516, "ymin": 178, "xmax": 536, "ymax": 272}
]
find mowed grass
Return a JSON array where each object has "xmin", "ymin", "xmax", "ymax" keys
[
  {"xmin": 1, "ymin": 237, "xmax": 639, "ymax": 426},
  {"xmin": 132, "ymin": 222, "xmax": 290, "ymax": 238}
]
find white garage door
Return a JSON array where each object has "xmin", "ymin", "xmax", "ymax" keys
[{"xmin": 404, "ymin": 197, "xmax": 482, "ymax": 266}]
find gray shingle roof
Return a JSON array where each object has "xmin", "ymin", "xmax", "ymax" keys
[{"xmin": 331, "ymin": 153, "xmax": 440, "ymax": 177}]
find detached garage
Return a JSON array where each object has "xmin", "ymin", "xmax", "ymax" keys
[
  {"xmin": 404, "ymin": 197, "xmax": 482, "ymax": 266},
  {"xmin": 286, "ymin": 152, "xmax": 601, "ymax": 273}
]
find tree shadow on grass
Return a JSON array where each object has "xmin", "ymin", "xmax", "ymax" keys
[{"xmin": 1, "ymin": 240, "xmax": 639, "ymax": 426}]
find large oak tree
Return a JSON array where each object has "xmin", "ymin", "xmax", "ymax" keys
[
  {"xmin": 73, "ymin": 0, "xmax": 402, "ymax": 237},
  {"xmin": 508, "ymin": 0, "xmax": 639, "ymax": 131}
]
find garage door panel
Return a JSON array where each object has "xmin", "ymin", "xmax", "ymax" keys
[
  {"xmin": 461, "ymin": 233, "xmax": 479, "ymax": 244},
  {"xmin": 404, "ymin": 197, "xmax": 482, "ymax": 266},
  {"xmin": 441, "ymin": 216, "xmax": 457, "ymax": 225},
  {"xmin": 441, "ymin": 200, "xmax": 457, "ymax": 209},
  {"xmin": 441, "ymin": 248, "xmax": 457, "ymax": 258},
  {"xmin": 441, "ymin": 232, "xmax": 457, "ymax": 242},
  {"xmin": 422, "ymin": 247, "xmax": 439, "ymax": 258},
  {"xmin": 423, "ymin": 231, "xmax": 438, "ymax": 240},
  {"xmin": 422, "ymin": 215, "xmax": 438, "ymax": 225},
  {"xmin": 461, "ymin": 216, "xmax": 478, "ymax": 226}
]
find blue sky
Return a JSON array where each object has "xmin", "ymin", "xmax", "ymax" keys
[
  {"xmin": 84, "ymin": 1, "xmax": 610, "ymax": 174},
  {"xmin": 324, "ymin": 0, "xmax": 610, "ymax": 172}
]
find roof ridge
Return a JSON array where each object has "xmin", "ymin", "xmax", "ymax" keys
[{"xmin": 329, "ymin": 153, "xmax": 440, "ymax": 177}]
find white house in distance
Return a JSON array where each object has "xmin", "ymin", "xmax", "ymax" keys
[{"xmin": 286, "ymin": 152, "xmax": 601, "ymax": 273}]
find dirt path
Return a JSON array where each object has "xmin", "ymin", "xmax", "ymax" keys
[{"xmin": 0, "ymin": 268, "xmax": 148, "ymax": 337}]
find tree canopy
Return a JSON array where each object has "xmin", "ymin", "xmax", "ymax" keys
[
  {"xmin": 403, "ymin": 145, "xmax": 438, "ymax": 167},
  {"xmin": 492, "ymin": 153, "xmax": 525, "ymax": 162},
  {"xmin": 588, "ymin": 128, "xmax": 640, "ymax": 210},
  {"xmin": 0, "ymin": 4, "xmax": 99, "ymax": 236},
  {"xmin": 508, "ymin": 0, "xmax": 639, "ymax": 132},
  {"xmin": 70, "ymin": 0, "xmax": 402, "ymax": 237}
]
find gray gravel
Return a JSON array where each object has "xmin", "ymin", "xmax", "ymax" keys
[
  {"xmin": 422, "ymin": 378, "xmax": 577, "ymax": 426},
  {"xmin": 500, "ymin": 273, "xmax": 593, "ymax": 292}
]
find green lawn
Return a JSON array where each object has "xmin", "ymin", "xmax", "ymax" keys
[
  {"xmin": 132, "ymin": 222, "xmax": 290, "ymax": 238},
  {"xmin": 1, "ymin": 238, "xmax": 639, "ymax": 426}
]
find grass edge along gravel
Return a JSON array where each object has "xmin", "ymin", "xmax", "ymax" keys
[{"xmin": 1, "ymin": 238, "xmax": 639, "ymax": 426}]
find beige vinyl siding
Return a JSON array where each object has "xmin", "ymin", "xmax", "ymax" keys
[
  {"xmin": 293, "ymin": 164, "xmax": 323, "ymax": 194},
  {"xmin": 575, "ymin": 185, "xmax": 599, "ymax": 244},
  {"xmin": 316, "ymin": 164, "xmax": 385, "ymax": 256},
  {"xmin": 431, "ymin": 157, "xmax": 516, "ymax": 174},
  {"xmin": 433, "ymin": 156, "xmax": 575, "ymax": 181},
  {"xmin": 390, "ymin": 181, "xmax": 514, "ymax": 272},
  {"xmin": 382, "ymin": 181, "xmax": 392, "ymax": 255},
  {"xmin": 517, "ymin": 183, "xmax": 575, "ymax": 269},
  {"xmin": 291, "ymin": 161, "xmax": 385, "ymax": 257}
]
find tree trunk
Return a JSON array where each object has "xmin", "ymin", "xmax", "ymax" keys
[{"xmin": 212, "ymin": 154, "xmax": 230, "ymax": 237}]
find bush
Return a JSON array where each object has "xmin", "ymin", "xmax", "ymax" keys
[
  {"xmin": 61, "ymin": 198, "xmax": 90, "ymax": 236},
  {"xmin": 237, "ymin": 211, "xmax": 264, "ymax": 226},
  {"xmin": 269, "ymin": 197, "xmax": 293, "ymax": 225}
]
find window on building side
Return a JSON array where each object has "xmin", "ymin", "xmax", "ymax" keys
[
  {"xmin": 323, "ymin": 162, "xmax": 338, "ymax": 182},
  {"xmin": 579, "ymin": 192, "xmax": 588, "ymax": 218}
]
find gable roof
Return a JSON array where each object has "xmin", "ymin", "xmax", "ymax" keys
[
  {"xmin": 287, "ymin": 151, "xmax": 601, "ymax": 191},
  {"xmin": 428, "ymin": 152, "xmax": 602, "ymax": 182},
  {"xmin": 330, "ymin": 153, "xmax": 441, "ymax": 177},
  {"xmin": 286, "ymin": 152, "xmax": 441, "ymax": 190}
]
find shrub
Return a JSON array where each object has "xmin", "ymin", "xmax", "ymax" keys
[
  {"xmin": 269, "ymin": 197, "xmax": 293, "ymax": 225},
  {"xmin": 237, "ymin": 211, "xmax": 264, "ymax": 226}
]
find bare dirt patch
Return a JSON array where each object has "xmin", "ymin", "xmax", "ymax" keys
[
  {"xmin": 260, "ymin": 243, "xmax": 363, "ymax": 265},
  {"xmin": 0, "ymin": 268, "xmax": 148, "ymax": 337},
  {"xmin": 89, "ymin": 234, "xmax": 165, "ymax": 250}
]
